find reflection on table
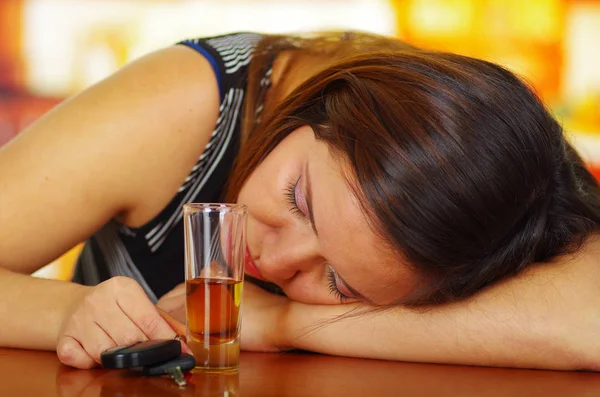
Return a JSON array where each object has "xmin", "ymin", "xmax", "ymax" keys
[{"xmin": 1, "ymin": 348, "xmax": 600, "ymax": 397}]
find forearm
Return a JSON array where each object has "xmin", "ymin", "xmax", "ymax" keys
[
  {"xmin": 285, "ymin": 302, "xmax": 575, "ymax": 370},
  {"xmin": 0, "ymin": 267, "xmax": 89, "ymax": 350},
  {"xmin": 282, "ymin": 259, "xmax": 600, "ymax": 370}
]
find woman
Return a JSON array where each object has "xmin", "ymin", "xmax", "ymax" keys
[{"xmin": 1, "ymin": 31, "xmax": 599, "ymax": 371}]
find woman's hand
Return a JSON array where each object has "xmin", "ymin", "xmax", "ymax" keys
[
  {"xmin": 240, "ymin": 282, "xmax": 291, "ymax": 353},
  {"xmin": 57, "ymin": 276, "xmax": 182, "ymax": 369},
  {"xmin": 156, "ymin": 282, "xmax": 186, "ymax": 323}
]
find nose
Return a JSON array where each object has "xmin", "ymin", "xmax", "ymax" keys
[{"xmin": 258, "ymin": 226, "xmax": 321, "ymax": 283}]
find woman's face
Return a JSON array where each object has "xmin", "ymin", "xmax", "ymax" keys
[{"xmin": 236, "ymin": 126, "xmax": 418, "ymax": 305}]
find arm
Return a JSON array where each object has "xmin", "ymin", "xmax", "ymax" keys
[
  {"xmin": 0, "ymin": 45, "xmax": 219, "ymax": 365},
  {"xmin": 279, "ymin": 243, "xmax": 600, "ymax": 371}
]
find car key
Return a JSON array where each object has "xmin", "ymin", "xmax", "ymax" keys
[
  {"xmin": 141, "ymin": 353, "xmax": 196, "ymax": 386},
  {"xmin": 101, "ymin": 339, "xmax": 182, "ymax": 369},
  {"xmin": 101, "ymin": 339, "xmax": 194, "ymax": 387}
]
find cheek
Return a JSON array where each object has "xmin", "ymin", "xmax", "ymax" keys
[
  {"xmin": 235, "ymin": 126, "xmax": 312, "ymax": 209},
  {"xmin": 236, "ymin": 148, "xmax": 304, "ymax": 216},
  {"xmin": 235, "ymin": 164, "xmax": 282, "ymax": 214},
  {"xmin": 234, "ymin": 158, "xmax": 299, "ymax": 250}
]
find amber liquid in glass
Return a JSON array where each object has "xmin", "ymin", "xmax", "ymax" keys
[{"xmin": 186, "ymin": 277, "xmax": 243, "ymax": 370}]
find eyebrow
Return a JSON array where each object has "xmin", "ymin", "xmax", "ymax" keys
[{"xmin": 305, "ymin": 163, "xmax": 319, "ymax": 237}]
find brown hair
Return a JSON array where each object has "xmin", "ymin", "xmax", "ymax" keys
[{"xmin": 227, "ymin": 32, "xmax": 600, "ymax": 305}]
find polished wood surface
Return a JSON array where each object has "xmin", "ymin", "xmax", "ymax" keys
[{"xmin": 1, "ymin": 348, "xmax": 600, "ymax": 396}]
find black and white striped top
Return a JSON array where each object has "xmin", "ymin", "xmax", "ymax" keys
[{"xmin": 73, "ymin": 33, "xmax": 272, "ymax": 301}]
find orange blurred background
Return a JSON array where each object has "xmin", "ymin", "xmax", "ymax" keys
[{"xmin": 1, "ymin": 0, "xmax": 599, "ymax": 280}]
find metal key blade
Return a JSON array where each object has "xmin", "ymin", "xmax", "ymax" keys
[{"xmin": 166, "ymin": 366, "xmax": 187, "ymax": 387}]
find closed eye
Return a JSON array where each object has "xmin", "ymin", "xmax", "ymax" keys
[{"xmin": 284, "ymin": 177, "xmax": 304, "ymax": 218}]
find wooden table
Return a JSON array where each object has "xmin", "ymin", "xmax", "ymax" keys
[{"xmin": 1, "ymin": 348, "xmax": 600, "ymax": 396}]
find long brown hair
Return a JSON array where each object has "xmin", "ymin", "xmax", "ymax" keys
[{"xmin": 227, "ymin": 32, "xmax": 600, "ymax": 305}]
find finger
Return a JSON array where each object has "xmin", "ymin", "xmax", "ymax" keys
[
  {"xmin": 57, "ymin": 336, "xmax": 96, "ymax": 369},
  {"xmin": 169, "ymin": 306, "xmax": 186, "ymax": 324},
  {"xmin": 77, "ymin": 322, "xmax": 118, "ymax": 365},
  {"xmin": 158, "ymin": 308, "xmax": 192, "ymax": 355},
  {"xmin": 157, "ymin": 307, "xmax": 187, "ymax": 335},
  {"xmin": 101, "ymin": 303, "xmax": 149, "ymax": 347},
  {"xmin": 117, "ymin": 288, "xmax": 177, "ymax": 340}
]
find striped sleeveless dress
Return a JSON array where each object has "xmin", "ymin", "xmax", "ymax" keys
[{"xmin": 72, "ymin": 33, "xmax": 273, "ymax": 301}]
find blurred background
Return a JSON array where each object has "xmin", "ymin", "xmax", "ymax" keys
[{"xmin": 1, "ymin": 0, "xmax": 599, "ymax": 279}]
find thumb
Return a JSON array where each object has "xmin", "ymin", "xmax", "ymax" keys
[
  {"xmin": 157, "ymin": 308, "xmax": 192, "ymax": 355},
  {"xmin": 157, "ymin": 307, "xmax": 186, "ymax": 336}
]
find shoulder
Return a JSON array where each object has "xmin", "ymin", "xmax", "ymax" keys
[
  {"xmin": 0, "ymin": 41, "xmax": 224, "ymax": 272},
  {"xmin": 178, "ymin": 32, "xmax": 265, "ymax": 55},
  {"xmin": 178, "ymin": 32, "xmax": 265, "ymax": 77}
]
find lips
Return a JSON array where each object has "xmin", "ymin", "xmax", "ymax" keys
[{"xmin": 245, "ymin": 247, "xmax": 266, "ymax": 280}]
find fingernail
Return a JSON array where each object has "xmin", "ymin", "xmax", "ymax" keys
[
  {"xmin": 174, "ymin": 334, "xmax": 192, "ymax": 355},
  {"xmin": 182, "ymin": 342, "xmax": 193, "ymax": 355}
]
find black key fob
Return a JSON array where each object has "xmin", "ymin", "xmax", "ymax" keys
[
  {"xmin": 141, "ymin": 353, "xmax": 196, "ymax": 376},
  {"xmin": 101, "ymin": 339, "xmax": 182, "ymax": 369}
]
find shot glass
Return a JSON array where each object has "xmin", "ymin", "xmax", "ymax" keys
[{"xmin": 183, "ymin": 203, "xmax": 247, "ymax": 372}]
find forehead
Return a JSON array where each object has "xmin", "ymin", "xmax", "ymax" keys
[{"xmin": 308, "ymin": 137, "xmax": 417, "ymax": 304}]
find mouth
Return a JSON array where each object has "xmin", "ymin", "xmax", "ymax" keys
[{"xmin": 245, "ymin": 247, "xmax": 266, "ymax": 281}]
